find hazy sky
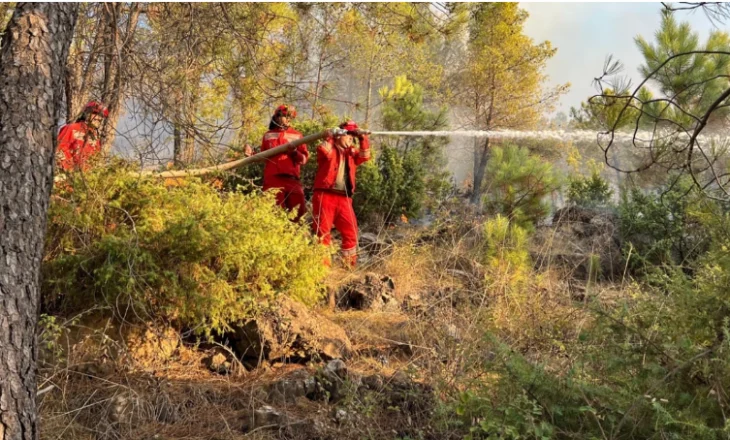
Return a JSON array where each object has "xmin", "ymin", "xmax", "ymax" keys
[{"xmin": 521, "ymin": 2, "xmax": 718, "ymax": 115}]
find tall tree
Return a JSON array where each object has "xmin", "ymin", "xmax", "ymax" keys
[
  {"xmin": 570, "ymin": 88, "xmax": 647, "ymax": 130},
  {"xmin": 453, "ymin": 3, "xmax": 568, "ymax": 205},
  {"xmin": 594, "ymin": 8, "xmax": 730, "ymax": 197},
  {"xmin": 129, "ymin": 3, "xmax": 298, "ymax": 166},
  {"xmin": 284, "ymin": 3, "xmax": 351, "ymax": 119},
  {"xmin": 0, "ymin": 4, "xmax": 78, "ymax": 439},
  {"xmin": 339, "ymin": 3, "xmax": 454, "ymax": 127},
  {"xmin": 636, "ymin": 10, "xmax": 730, "ymax": 122},
  {"xmin": 64, "ymin": 3, "xmax": 141, "ymax": 152}
]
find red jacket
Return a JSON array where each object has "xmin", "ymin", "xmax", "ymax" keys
[
  {"xmin": 261, "ymin": 127, "xmax": 308, "ymax": 182},
  {"xmin": 314, "ymin": 135, "xmax": 371, "ymax": 194},
  {"xmin": 56, "ymin": 122, "xmax": 101, "ymax": 171}
]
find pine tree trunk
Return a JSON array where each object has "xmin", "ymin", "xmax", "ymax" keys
[
  {"xmin": 66, "ymin": 4, "xmax": 106, "ymax": 122},
  {"xmin": 0, "ymin": 4, "xmax": 78, "ymax": 439},
  {"xmin": 173, "ymin": 124, "xmax": 182, "ymax": 167},
  {"xmin": 364, "ymin": 72, "xmax": 372, "ymax": 128},
  {"xmin": 183, "ymin": 103, "xmax": 196, "ymax": 164},
  {"xmin": 100, "ymin": 3, "xmax": 140, "ymax": 154},
  {"xmin": 470, "ymin": 136, "xmax": 490, "ymax": 205}
]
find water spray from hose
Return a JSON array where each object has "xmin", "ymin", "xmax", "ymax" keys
[
  {"xmin": 369, "ymin": 129, "xmax": 730, "ymax": 144},
  {"xmin": 119, "ymin": 127, "xmax": 729, "ymax": 183}
]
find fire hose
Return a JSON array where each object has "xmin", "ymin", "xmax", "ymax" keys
[
  {"xmin": 132, "ymin": 128, "xmax": 370, "ymax": 180},
  {"xmin": 54, "ymin": 128, "xmax": 371, "ymax": 183}
]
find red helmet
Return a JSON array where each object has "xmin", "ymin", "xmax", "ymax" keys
[
  {"xmin": 273, "ymin": 104, "xmax": 297, "ymax": 119},
  {"xmin": 85, "ymin": 101, "xmax": 109, "ymax": 118},
  {"xmin": 339, "ymin": 120, "xmax": 359, "ymax": 131}
]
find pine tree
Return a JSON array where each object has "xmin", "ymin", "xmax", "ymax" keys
[{"xmin": 453, "ymin": 3, "xmax": 568, "ymax": 205}]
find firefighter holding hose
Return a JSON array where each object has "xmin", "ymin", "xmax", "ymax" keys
[
  {"xmin": 57, "ymin": 101, "xmax": 109, "ymax": 172},
  {"xmin": 260, "ymin": 105, "xmax": 309, "ymax": 221},
  {"xmin": 312, "ymin": 120, "xmax": 371, "ymax": 268}
]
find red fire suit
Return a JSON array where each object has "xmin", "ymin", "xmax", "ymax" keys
[
  {"xmin": 260, "ymin": 127, "xmax": 309, "ymax": 221},
  {"xmin": 312, "ymin": 135, "xmax": 371, "ymax": 266},
  {"xmin": 56, "ymin": 122, "xmax": 101, "ymax": 172}
]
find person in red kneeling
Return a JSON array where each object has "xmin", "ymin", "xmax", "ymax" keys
[
  {"xmin": 261, "ymin": 105, "xmax": 309, "ymax": 221},
  {"xmin": 312, "ymin": 120, "xmax": 371, "ymax": 268},
  {"xmin": 57, "ymin": 101, "xmax": 109, "ymax": 172}
]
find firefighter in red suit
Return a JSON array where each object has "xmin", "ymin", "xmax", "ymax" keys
[
  {"xmin": 312, "ymin": 120, "xmax": 371, "ymax": 267},
  {"xmin": 57, "ymin": 101, "xmax": 109, "ymax": 172},
  {"xmin": 261, "ymin": 105, "xmax": 309, "ymax": 221}
]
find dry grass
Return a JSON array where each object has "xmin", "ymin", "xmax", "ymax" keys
[{"xmin": 38, "ymin": 207, "xmax": 633, "ymax": 440}]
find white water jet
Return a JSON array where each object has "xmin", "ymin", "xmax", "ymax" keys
[{"xmin": 370, "ymin": 129, "xmax": 730, "ymax": 145}]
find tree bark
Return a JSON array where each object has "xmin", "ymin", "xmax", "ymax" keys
[
  {"xmin": 173, "ymin": 124, "xmax": 182, "ymax": 167},
  {"xmin": 470, "ymin": 136, "xmax": 490, "ymax": 206},
  {"xmin": 364, "ymin": 70, "xmax": 372, "ymax": 128},
  {"xmin": 183, "ymin": 98, "xmax": 197, "ymax": 164},
  {"xmin": 65, "ymin": 4, "xmax": 106, "ymax": 121},
  {"xmin": 100, "ymin": 3, "xmax": 140, "ymax": 154},
  {"xmin": 0, "ymin": 3, "xmax": 78, "ymax": 440},
  {"xmin": 311, "ymin": 48, "xmax": 324, "ymax": 119}
]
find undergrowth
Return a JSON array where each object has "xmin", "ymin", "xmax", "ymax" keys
[{"xmin": 43, "ymin": 162, "xmax": 329, "ymax": 336}]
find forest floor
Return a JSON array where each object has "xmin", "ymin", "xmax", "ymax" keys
[{"xmin": 37, "ymin": 208, "xmax": 608, "ymax": 440}]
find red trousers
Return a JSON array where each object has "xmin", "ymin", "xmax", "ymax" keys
[
  {"xmin": 312, "ymin": 190, "xmax": 359, "ymax": 266},
  {"xmin": 264, "ymin": 175, "xmax": 306, "ymax": 222}
]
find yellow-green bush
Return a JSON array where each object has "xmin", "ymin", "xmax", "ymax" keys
[
  {"xmin": 44, "ymin": 162, "xmax": 329, "ymax": 335},
  {"xmin": 483, "ymin": 215, "xmax": 577, "ymax": 350}
]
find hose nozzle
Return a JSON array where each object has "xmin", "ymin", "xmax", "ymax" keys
[
  {"xmin": 348, "ymin": 129, "xmax": 371, "ymax": 136},
  {"xmin": 328, "ymin": 128, "xmax": 371, "ymax": 137},
  {"xmin": 329, "ymin": 128, "xmax": 348, "ymax": 137}
]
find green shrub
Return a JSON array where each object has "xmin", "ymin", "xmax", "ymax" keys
[
  {"xmin": 582, "ymin": 229, "xmax": 730, "ymax": 439},
  {"xmin": 354, "ymin": 76, "xmax": 452, "ymax": 224},
  {"xmin": 482, "ymin": 145, "xmax": 561, "ymax": 230},
  {"xmin": 44, "ymin": 162, "xmax": 329, "ymax": 336},
  {"xmin": 449, "ymin": 334, "xmax": 619, "ymax": 440},
  {"xmin": 481, "ymin": 216, "xmax": 577, "ymax": 350},
  {"xmin": 354, "ymin": 145, "xmax": 429, "ymax": 224},
  {"xmin": 483, "ymin": 214, "xmax": 530, "ymax": 282},
  {"xmin": 567, "ymin": 167, "xmax": 613, "ymax": 208},
  {"xmin": 446, "ymin": 187, "xmax": 730, "ymax": 440},
  {"xmin": 618, "ymin": 177, "xmax": 715, "ymax": 272}
]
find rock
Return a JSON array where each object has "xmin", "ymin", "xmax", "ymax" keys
[
  {"xmin": 386, "ymin": 372, "xmax": 435, "ymax": 419},
  {"xmin": 241, "ymin": 405, "xmax": 288, "ymax": 431},
  {"xmin": 359, "ymin": 232, "xmax": 380, "ymax": 245},
  {"xmin": 361, "ymin": 374, "xmax": 384, "ymax": 391},
  {"xmin": 290, "ymin": 418, "xmax": 328, "ymax": 439},
  {"xmin": 390, "ymin": 370, "xmax": 410, "ymax": 387},
  {"xmin": 202, "ymin": 348, "xmax": 237, "ymax": 375},
  {"xmin": 335, "ymin": 272, "xmax": 399, "ymax": 311},
  {"xmin": 332, "ymin": 408, "xmax": 351, "ymax": 425},
  {"xmin": 266, "ymin": 368, "xmax": 317, "ymax": 404},
  {"xmin": 444, "ymin": 323, "xmax": 461, "ymax": 341},
  {"xmin": 317, "ymin": 359, "xmax": 350, "ymax": 403},
  {"xmin": 532, "ymin": 206, "xmax": 622, "ymax": 281},
  {"xmin": 359, "ymin": 232, "xmax": 391, "ymax": 257},
  {"xmin": 227, "ymin": 296, "xmax": 352, "ymax": 364},
  {"xmin": 241, "ymin": 406, "xmax": 323, "ymax": 436},
  {"xmin": 323, "ymin": 359, "xmax": 347, "ymax": 379}
]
